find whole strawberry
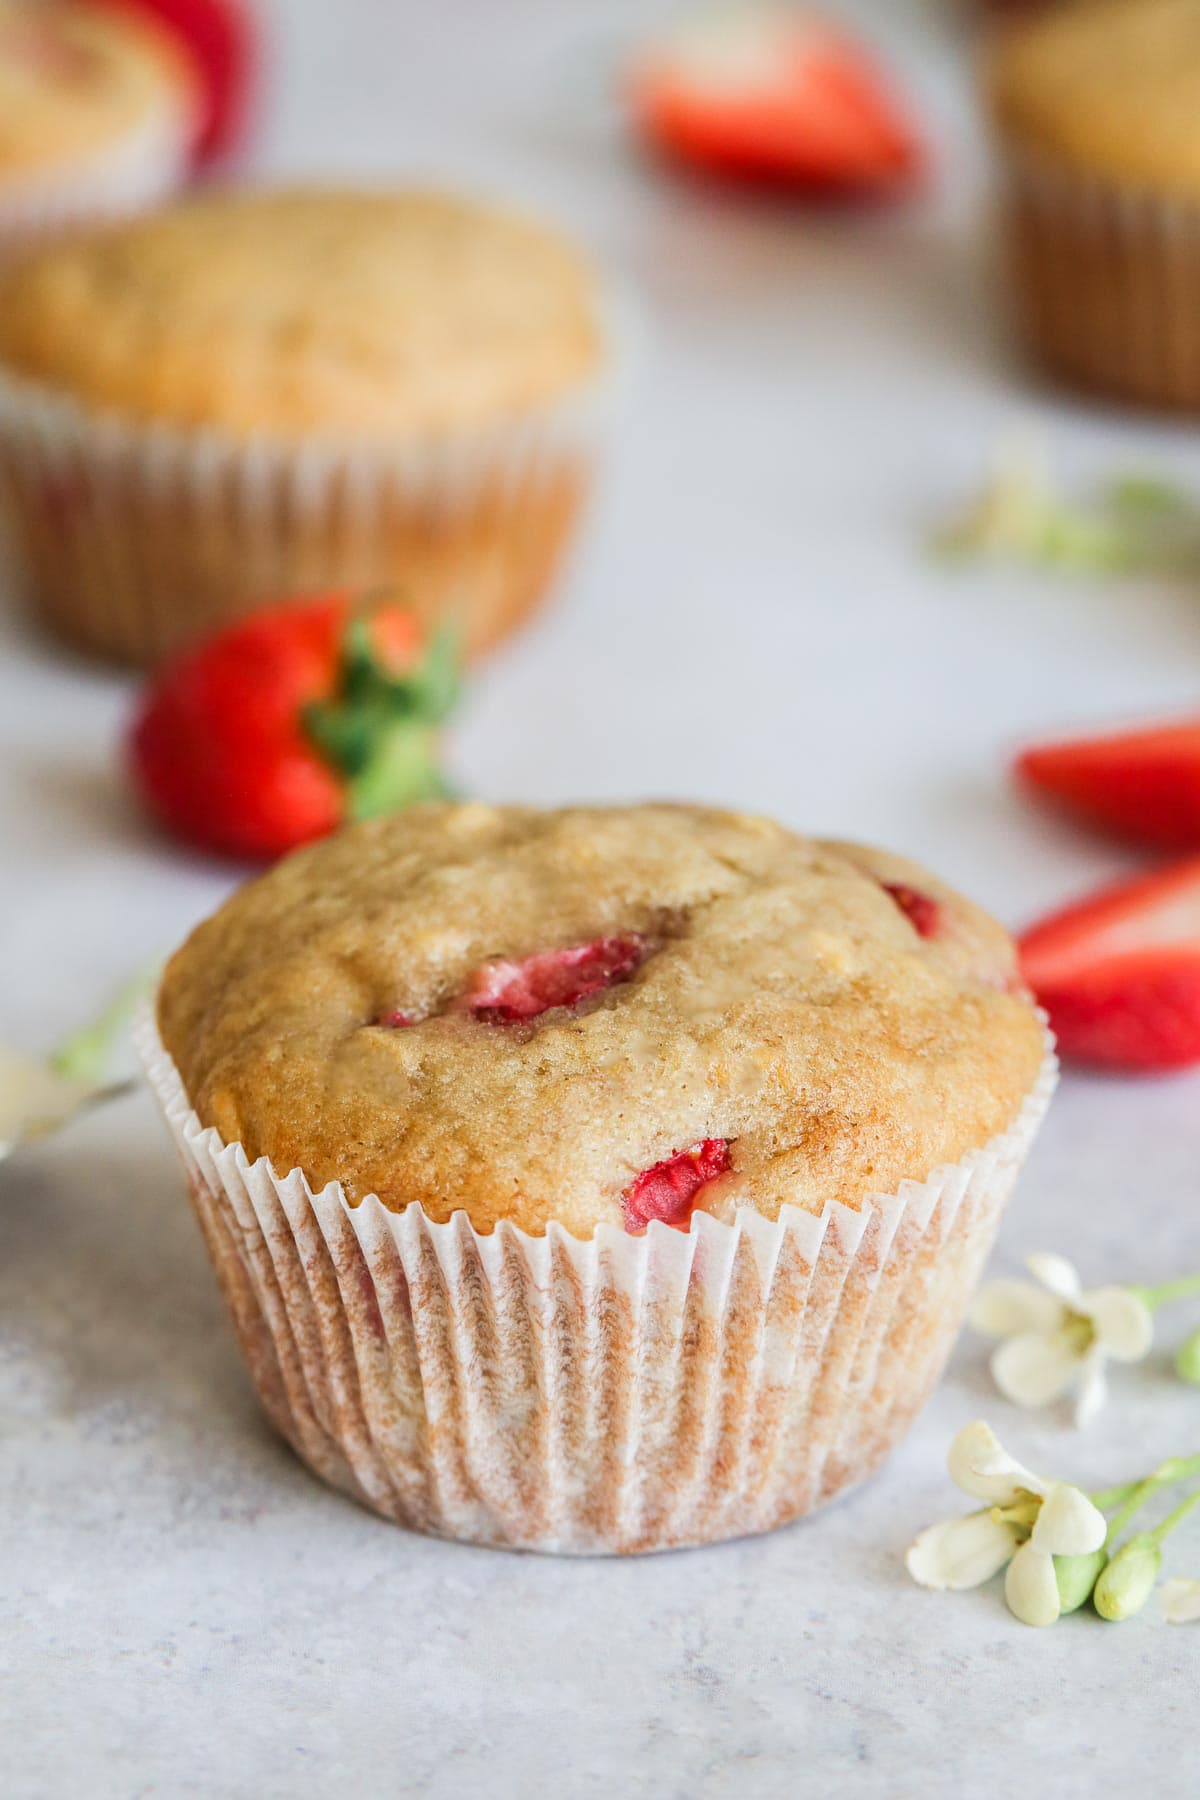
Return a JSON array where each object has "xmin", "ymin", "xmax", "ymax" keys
[{"xmin": 129, "ymin": 596, "xmax": 459, "ymax": 860}]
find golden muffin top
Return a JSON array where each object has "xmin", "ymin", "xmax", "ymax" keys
[
  {"xmin": 0, "ymin": 0, "xmax": 193, "ymax": 181},
  {"xmin": 158, "ymin": 803, "xmax": 1046, "ymax": 1239},
  {"xmin": 989, "ymin": 0, "xmax": 1200, "ymax": 193},
  {"xmin": 0, "ymin": 185, "xmax": 604, "ymax": 436}
]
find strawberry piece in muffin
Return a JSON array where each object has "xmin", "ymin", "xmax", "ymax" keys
[
  {"xmin": 461, "ymin": 935, "xmax": 646, "ymax": 1023},
  {"xmin": 883, "ymin": 882, "xmax": 942, "ymax": 940},
  {"xmin": 159, "ymin": 806, "xmax": 1041, "ymax": 1237},
  {"xmin": 624, "ymin": 1139, "xmax": 732, "ymax": 1232}
]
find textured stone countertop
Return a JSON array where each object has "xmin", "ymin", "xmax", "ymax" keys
[{"xmin": 2, "ymin": 3, "xmax": 1198, "ymax": 1794}]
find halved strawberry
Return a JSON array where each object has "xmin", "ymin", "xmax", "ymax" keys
[
  {"xmin": 1019, "ymin": 860, "xmax": 1200, "ymax": 1071},
  {"xmin": 461, "ymin": 935, "xmax": 646, "ymax": 1023},
  {"xmin": 1016, "ymin": 720, "xmax": 1200, "ymax": 850},
  {"xmin": 627, "ymin": 4, "xmax": 923, "ymax": 196},
  {"xmin": 89, "ymin": 0, "xmax": 257, "ymax": 165},
  {"xmin": 624, "ymin": 1139, "xmax": 732, "ymax": 1232}
]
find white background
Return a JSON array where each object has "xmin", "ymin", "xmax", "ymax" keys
[{"xmin": 3, "ymin": 3, "xmax": 1199, "ymax": 1794}]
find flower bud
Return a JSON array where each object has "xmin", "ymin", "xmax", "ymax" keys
[
  {"xmin": 1093, "ymin": 1534, "xmax": 1162, "ymax": 1621},
  {"xmin": 1175, "ymin": 1329, "xmax": 1200, "ymax": 1387},
  {"xmin": 1055, "ymin": 1548, "xmax": 1108, "ymax": 1614}
]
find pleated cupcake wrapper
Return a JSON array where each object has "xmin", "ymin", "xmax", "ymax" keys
[
  {"xmin": 0, "ymin": 302, "xmax": 620, "ymax": 665},
  {"xmin": 140, "ymin": 1012, "xmax": 1057, "ymax": 1554},
  {"xmin": 999, "ymin": 145, "xmax": 1200, "ymax": 409},
  {"xmin": 0, "ymin": 103, "xmax": 192, "ymax": 262}
]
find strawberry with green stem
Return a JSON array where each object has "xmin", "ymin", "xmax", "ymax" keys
[{"xmin": 130, "ymin": 595, "xmax": 460, "ymax": 861}]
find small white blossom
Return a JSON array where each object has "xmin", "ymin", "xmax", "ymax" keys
[
  {"xmin": 0, "ymin": 1045, "xmax": 128, "ymax": 1162},
  {"xmin": 970, "ymin": 1252, "xmax": 1153, "ymax": 1426},
  {"xmin": 1160, "ymin": 1578, "xmax": 1200, "ymax": 1624},
  {"xmin": 907, "ymin": 1421, "xmax": 1107, "ymax": 1627}
]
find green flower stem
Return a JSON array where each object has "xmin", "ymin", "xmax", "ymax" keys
[
  {"xmin": 1176, "ymin": 1329, "xmax": 1200, "ymax": 1386},
  {"xmin": 1090, "ymin": 1482, "xmax": 1138, "ymax": 1511},
  {"xmin": 1150, "ymin": 1485, "xmax": 1200, "ymax": 1549},
  {"xmin": 1099, "ymin": 1455, "xmax": 1200, "ymax": 1546},
  {"xmin": 1132, "ymin": 1273, "xmax": 1200, "ymax": 1311},
  {"xmin": 49, "ymin": 967, "xmax": 157, "ymax": 1086}
]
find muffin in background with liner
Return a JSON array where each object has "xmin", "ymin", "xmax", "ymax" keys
[
  {"xmin": 0, "ymin": 186, "xmax": 609, "ymax": 665},
  {"xmin": 988, "ymin": 0, "xmax": 1200, "ymax": 410},
  {"xmin": 0, "ymin": 0, "xmax": 197, "ymax": 258},
  {"xmin": 142, "ymin": 802, "xmax": 1055, "ymax": 1554}
]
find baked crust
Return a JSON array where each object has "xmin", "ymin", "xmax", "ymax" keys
[
  {"xmin": 0, "ymin": 186, "xmax": 603, "ymax": 435},
  {"xmin": 159, "ymin": 804, "xmax": 1045, "ymax": 1237},
  {"xmin": 989, "ymin": 0, "xmax": 1200, "ymax": 193},
  {"xmin": 0, "ymin": 0, "xmax": 192, "ymax": 179}
]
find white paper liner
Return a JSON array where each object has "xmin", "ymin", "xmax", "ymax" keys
[
  {"xmin": 0, "ymin": 297, "xmax": 619, "ymax": 665},
  {"xmin": 999, "ymin": 145, "xmax": 1200, "ymax": 409},
  {"xmin": 139, "ymin": 1010, "xmax": 1057, "ymax": 1554},
  {"xmin": 0, "ymin": 99, "xmax": 192, "ymax": 263}
]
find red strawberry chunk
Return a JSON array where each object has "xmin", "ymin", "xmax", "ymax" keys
[
  {"xmin": 463, "ymin": 934, "xmax": 645, "ymax": 1023},
  {"xmin": 628, "ymin": 7, "xmax": 923, "ymax": 195},
  {"xmin": 91, "ymin": 0, "xmax": 258, "ymax": 165},
  {"xmin": 623, "ymin": 1139, "xmax": 731, "ymax": 1232},
  {"xmin": 1016, "ymin": 720, "xmax": 1200, "ymax": 850},
  {"xmin": 380, "ymin": 1010, "xmax": 416, "ymax": 1029},
  {"xmin": 1020, "ymin": 858, "xmax": 1200, "ymax": 1071},
  {"xmin": 883, "ymin": 882, "xmax": 942, "ymax": 939}
]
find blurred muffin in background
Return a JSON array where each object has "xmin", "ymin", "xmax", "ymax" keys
[
  {"xmin": 988, "ymin": 0, "xmax": 1200, "ymax": 410},
  {"xmin": 0, "ymin": 186, "xmax": 608, "ymax": 665},
  {"xmin": 0, "ymin": 0, "xmax": 197, "ymax": 260}
]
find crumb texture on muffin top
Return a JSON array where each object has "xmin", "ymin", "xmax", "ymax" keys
[
  {"xmin": 0, "ymin": 186, "xmax": 603, "ymax": 434},
  {"xmin": 159, "ymin": 805, "xmax": 1046, "ymax": 1238},
  {"xmin": 989, "ymin": 0, "xmax": 1200, "ymax": 192},
  {"xmin": 0, "ymin": 0, "xmax": 192, "ymax": 179}
]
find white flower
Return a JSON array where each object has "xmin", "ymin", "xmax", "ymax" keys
[
  {"xmin": 906, "ymin": 1421, "xmax": 1107, "ymax": 1627},
  {"xmin": 1160, "ymin": 1578, "xmax": 1200, "ymax": 1624},
  {"xmin": 0, "ymin": 1044, "xmax": 128, "ymax": 1163},
  {"xmin": 970, "ymin": 1252, "xmax": 1153, "ymax": 1426}
]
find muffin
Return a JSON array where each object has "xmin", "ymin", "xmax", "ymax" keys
[
  {"xmin": 988, "ymin": 0, "xmax": 1200, "ymax": 409},
  {"xmin": 0, "ymin": 0, "xmax": 196, "ymax": 259},
  {"xmin": 0, "ymin": 186, "xmax": 607, "ymax": 664},
  {"xmin": 143, "ymin": 803, "xmax": 1055, "ymax": 1554}
]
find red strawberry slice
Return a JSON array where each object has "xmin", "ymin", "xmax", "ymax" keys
[
  {"xmin": 89, "ymin": 0, "xmax": 257, "ymax": 166},
  {"xmin": 624, "ymin": 1139, "xmax": 732, "ymax": 1232},
  {"xmin": 1019, "ymin": 860, "xmax": 1200, "ymax": 1071},
  {"xmin": 627, "ymin": 5, "xmax": 923, "ymax": 196},
  {"xmin": 1016, "ymin": 720, "xmax": 1200, "ymax": 851},
  {"xmin": 882, "ymin": 881, "xmax": 942, "ymax": 939},
  {"xmin": 462, "ymin": 935, "xmax": 646, "ymax": 1023}
]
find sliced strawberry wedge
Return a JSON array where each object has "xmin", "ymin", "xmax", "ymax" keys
[
  {"xmin": 627, "ymin": 4, "xmax": 923, "ymax": 196},
  {"xmin": 1017, "ymin": 719, "xmax": 1200, "ymax": 851},
  {"xmin": 624, "ymin": 1139, "xmax": 732, "ymax": 1232},
  {"xmin": 462, "ymin": 934, "xmax": 646, "ymax": 1023},
  {"xmin": 1019, "ymin": 860, "xmax": 1200, "ymax": 1071}
]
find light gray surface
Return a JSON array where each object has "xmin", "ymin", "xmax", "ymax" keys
[{"xmin": 2, "ymin": 4, "xmax": 1199, "ymax": 1795}]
